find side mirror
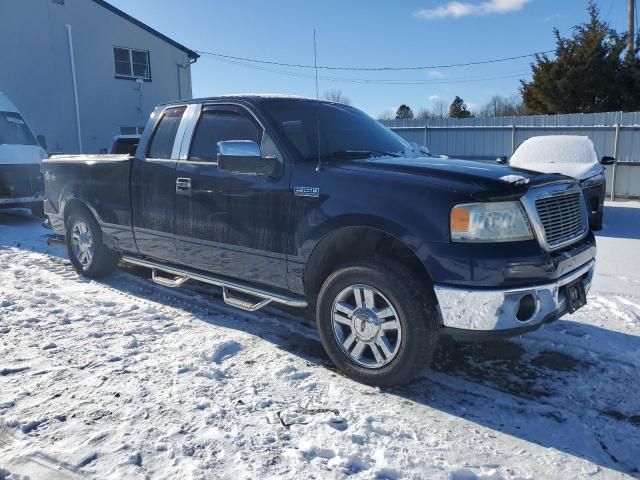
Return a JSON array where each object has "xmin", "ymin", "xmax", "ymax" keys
[
  {"xmin": 600, "ymin": 156, "xmax": 616, "ymax": 165},
  {"xmin": 36, "ymin": 134, "xmax": 48, "ymax": 150},
  {"xmin": 217, "ymin": 140, "xmax": 279, "ymax": 176},
  {"xmin": 496, "ymin": 156, "xmax": 508, "ymax": 164}
]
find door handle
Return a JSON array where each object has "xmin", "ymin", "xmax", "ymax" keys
[{"xmin": 176, "ymin": 177, "xmax": 192, "ymax": 195}]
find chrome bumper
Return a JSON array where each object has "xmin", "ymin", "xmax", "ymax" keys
[
  {"xmin": 434, "ymin": 261, "xmax": 595, "ymax": 332},
  {"xmin": 0, "ymin": 194, "xmax": 44, "ymax": 205}
]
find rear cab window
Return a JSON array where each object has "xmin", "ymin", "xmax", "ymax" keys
[{"xmin": 147, "ymin": 106, "xmax": 186, "ymax": 159}]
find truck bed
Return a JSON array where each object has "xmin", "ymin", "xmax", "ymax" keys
[
  {"xmin": 47, "ymin": 154, "xmax": 130, "ymax": 163},
  {"xmin": 43, "ymin": 154, "xmax": 134, "ymax": 250}
]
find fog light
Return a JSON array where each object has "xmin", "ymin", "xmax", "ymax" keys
[{"xmin": 516, "ymin": 294, "xmax": 537, "ymax": 322}]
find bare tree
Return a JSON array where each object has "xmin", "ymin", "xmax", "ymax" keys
[
  {"xmin": 323, "ymin": 89, "xmax": 352, "ymax": 106},
  {"xmin": 431, "ymin": 99, "xmax": 448, "ymax": 119},
  {"xmin": 377, "ymin": 110, "xmax": 395, "ymax": 121},
  {"xmin": 416, "ymin": 107, "xmax": 432, "ymax": 120},
  {"xmin": 480, "ymin": 95, "xmax": 528, "ymax": 117}
]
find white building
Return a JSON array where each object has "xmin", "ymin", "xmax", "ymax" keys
[{"xmin": 0, "ymin": 0, "xmax": 198, "ymax": 154}]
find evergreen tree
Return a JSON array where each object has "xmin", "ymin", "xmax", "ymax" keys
[
  {"xmin": 449, "ymin": 96, "xmax": 473, "ymax": 119},
  {"xmin": 395, "ymin": 104, "xmax": 414, "ymax": 120},
  {"xmin": 521, "ymin": 2, "xmax": 631, "ymax": 114}
]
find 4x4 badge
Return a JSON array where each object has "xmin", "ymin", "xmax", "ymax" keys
[{"xmin": 294, "ymin": 186, "xmax": 320, "ymax": 198}]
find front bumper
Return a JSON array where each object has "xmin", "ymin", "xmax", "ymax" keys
[
  {"xmin": 434, "ymin": 260, "xmax": 594, "ymax": 339},
  {"xmin": 0, "ymin": 193, "xmax": 44, "ymax": 207}
]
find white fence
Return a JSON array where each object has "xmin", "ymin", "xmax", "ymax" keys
[{"xmin": 382, "ymin": 112, "xmax": 640, "ymax": 199}]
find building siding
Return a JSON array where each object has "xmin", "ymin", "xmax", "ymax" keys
[{"xmin": 0, "ymin": 0, "xmax": 194, "ymax": 154}]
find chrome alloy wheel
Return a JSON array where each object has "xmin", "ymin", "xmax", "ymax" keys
[
  {"xmin": 71, "ymin": 220, "xmax": 94, "ymax": 269},
  {"xmin": 331, "ymin": 284, "xmax": 402, "ymax": 368}
]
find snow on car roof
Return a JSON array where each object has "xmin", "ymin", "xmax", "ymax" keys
[{"xmin": 510, "ymin": 135, "xmax": 598, "ymax": 166}]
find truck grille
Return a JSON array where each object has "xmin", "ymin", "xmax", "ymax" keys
[
  {"xmin": 0, "ymin": 164, "xmax": 43, "ymax": 197},
  {"xmin": 535, "ymin": 192, "xmax": 586, "ymax": 249}
]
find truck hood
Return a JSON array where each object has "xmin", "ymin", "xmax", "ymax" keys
[
  {"xmin": 0, "ymin": 144, "xmax": 47, "ymax": 165},
  {"xmin": 346, "ymin": 155, "xmax": 572, "ymax": 198}
]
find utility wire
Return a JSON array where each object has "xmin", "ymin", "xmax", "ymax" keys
[
  {"xmin": 196, "ymin": 49, "xmax": 552, "ymax": 71},
  {"xmin": 211, "ymin": 56, "xmax": 530, "ymax": 85}
]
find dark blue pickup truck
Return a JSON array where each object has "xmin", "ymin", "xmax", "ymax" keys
[{"xmin": 43, "ymin": 96, "xmax": 596, "ymax": 386}]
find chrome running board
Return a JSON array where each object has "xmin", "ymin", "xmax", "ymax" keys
[
  {"xmin": 121, "ymin": 255, "xmax": 308, "ymax": 311},
  {"xmin": 223, "ymin": 287, "xmax": 272, "ymax": 312},
  {"xmin": 151, "ymin": 268, "xmax": 189, "ymax": 288}
]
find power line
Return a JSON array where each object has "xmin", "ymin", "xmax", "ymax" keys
[
  {"xmin": 196, "ymin": 49, "xmax": 552, "ymax": 71},
  {"xmin": 211, "ymin": 55, "xmax": 530, "ymax": 85}
]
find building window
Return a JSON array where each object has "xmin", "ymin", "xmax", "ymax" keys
[
  {"xmin": 120, "ymin": 126, "xmax": 145, "ymax": 135},
  {"xmin": 113, "ymin": 47, "xmax": 151, "ymax": 80}
]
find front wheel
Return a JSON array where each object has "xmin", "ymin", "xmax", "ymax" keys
[
  {"xmin": 316, "ymin": 261, "xmax": 439, "ymax": 387},
  {"xmin": 66, "ymin": 209, "xmax": 118, "ymax": 278}
]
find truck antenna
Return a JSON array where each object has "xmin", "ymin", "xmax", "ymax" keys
[
  {"xmin": 313, "ymin": 29, "xmax": 319, "ymax": 100},
  {"xmin": 314, "ymin": 29, "xmax": 322, "ymax": 172}
]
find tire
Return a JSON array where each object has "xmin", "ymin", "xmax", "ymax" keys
[
  {"xmin": 316, "ymin": 261, "xmax": 439, "ymax": 387},
  {"xmin": 65, "ymin": 208, "xmax": 118, "ymax": 278},
  {"xmin": 590, "ymin": 209, "xmax": 603, "ymax": 231},
  {"xmin": 28, "ymin": 202, "xmax": 45, "ymax": 218}
]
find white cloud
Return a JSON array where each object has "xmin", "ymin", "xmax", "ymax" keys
[
  {"xmin": 415, "ymin": 0, "xmax": 530, "ymax": 20},
  {"xmin": 427, "ymin": 70, "xmax": 445, "ymax": 78},
  {"xmin": 428, "ymin": 95, "xmax": 441, "ymax": 101}
]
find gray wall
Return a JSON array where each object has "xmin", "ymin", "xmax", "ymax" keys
[
  {"xmin": 382, "ymin": 112, "xmax": 640, "ymax": 199},
  {"xmin": 0, "ymin": 0, "xmax": 194, "ymax": 154}
]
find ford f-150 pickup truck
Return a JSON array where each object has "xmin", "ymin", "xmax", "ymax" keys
[{"xmin": 43, "ymin": 95, "xmax": 596, "ymax": 386}]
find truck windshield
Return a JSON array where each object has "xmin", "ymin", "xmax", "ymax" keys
[
  {"xmin": 0, "ymin": 111, "xmax": 38, "ymax": 146},
  {"xmin": 260, "ymin": 100, "xmax": 408, "ymax": 162}
]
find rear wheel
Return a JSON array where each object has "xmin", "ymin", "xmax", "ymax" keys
[
  {"xmin": 316, "ymin": 261, "xmax": 439, "ymax": 387},
  {"xmin": 66, "ymin": 209, "xmax": 118, "ymax": 278}
]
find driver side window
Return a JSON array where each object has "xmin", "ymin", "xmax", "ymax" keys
[{"xmin": 188, "ymin": 109, "xmax": 261, "ymax": 163}]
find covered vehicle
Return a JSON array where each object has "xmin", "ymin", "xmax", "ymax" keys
[
  {"xmin": 0, "ymin": 92, "xmax": 48, "ymax": 216},
  {"xmin": 507, "ymin": 135, "xmax": 615, "ymax": 230}
]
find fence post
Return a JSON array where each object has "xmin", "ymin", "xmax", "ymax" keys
[
  {"xmin": 610, "ymin": 123, "xmax": 620, "ymax": 201},
  {"xmin": 424, "ymin": 125, "xmax": 428, "ymax": 147},
  {"xmin": 511, "ymin": 125, "xmax": 516, "ymax": 154}
]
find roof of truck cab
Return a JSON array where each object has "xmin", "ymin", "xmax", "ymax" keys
[{"xmin": 160, "ymin": 95, "xmax": 332, "ymax": 107}]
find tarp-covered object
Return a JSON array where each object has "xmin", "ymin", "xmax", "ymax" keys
[{"xmin": 510, "ymin": 135, "xmax": 601, "ymax": 181}]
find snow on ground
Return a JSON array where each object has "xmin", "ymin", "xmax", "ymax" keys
[{"xmin": 0, "ymin": 202, "xmax": 639, "ymax": 479}]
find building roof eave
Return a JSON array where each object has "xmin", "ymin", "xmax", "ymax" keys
[{"xmin": 90, "ymin": 0, "xmax": 199, "ymax": 60}]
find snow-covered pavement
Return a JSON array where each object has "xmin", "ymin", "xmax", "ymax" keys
[{"xmin": 1, "ymin": 202, "xmax": 639, "ymax": 479}]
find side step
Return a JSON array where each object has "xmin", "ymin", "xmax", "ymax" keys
[
  {"xmin": 121, "ymin": 255, "xmax": 307, "ymax": 312},
  {"xmin": 46, "ymin": 233, "xmax": 66, "ymax": 247}
]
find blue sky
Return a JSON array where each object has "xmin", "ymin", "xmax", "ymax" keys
[{"xmin": 108, "ymin": 0, "xmax": 628, "ymax": 117}]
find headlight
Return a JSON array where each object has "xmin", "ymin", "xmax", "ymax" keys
[
  {"xmin": 580, "ymin": 173, "xmax": 605, "ymax": 188},
  {"xmin": 450, "ymin": 201, "xmax": 533, "ymax": 242}
]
